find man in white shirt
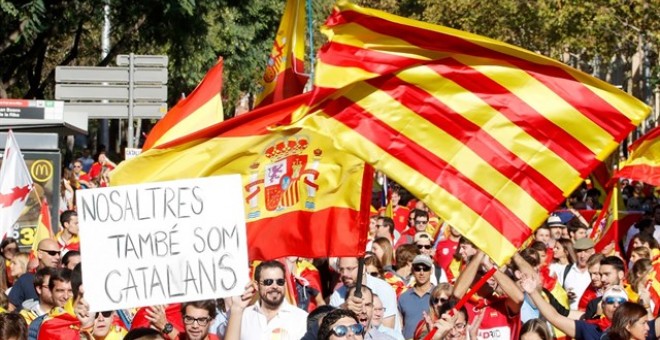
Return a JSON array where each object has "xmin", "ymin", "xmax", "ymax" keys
[
  {"xmin": 225, "ymin": 261, "xmax": 308, "ymax": 340},
  {"xmin": 562, "ymin": 238, "xmax": 595, "ymax": 310}
]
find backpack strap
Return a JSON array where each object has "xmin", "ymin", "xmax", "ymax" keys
[{"xmin": 27, "ymin": 313, "xmax": 47, "ymax": 340}]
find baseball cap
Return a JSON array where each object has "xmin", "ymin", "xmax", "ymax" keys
[
  {"xmin": 412, "ymin": 254, "xmax": 434, "ymax": 268},
  {"xmin": 547, "ymin": 215, "xmax": 566, "ymax": 228},
  {"xmin": 413, "ymin": 232, "xmax": 433, "ymax": 243},
  {"xmin": 573, "ymin": 238, "xmax": 595, "ymax": 250}
]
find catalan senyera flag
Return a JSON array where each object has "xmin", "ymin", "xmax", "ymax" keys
[
  {"xmin": 142, "ymin": 58, "xmax": 224, "ymax": 151},
  {"xmin": 614, "ymin": 126, "xmax": 660, "ymax": 187},
  {"xmin": 287, "ymin": 1, "xmax": 651, "ymax": 265},
  {"xmin": 254, "ymin": 0, "xmax": 308, "ymax": 108},
  {"xmin": 31, "ymin": 199, "xmax": 54, "ymax": 258},
  {"xmin": 110, "ymin": 93, "xmax": 372, "ymax": 260}
]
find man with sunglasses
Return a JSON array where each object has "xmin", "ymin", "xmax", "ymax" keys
[
  {"xmin": 398, "ymin": 255, "xmax": 435, "ymax": 339},
  {"xmin": 226, "ymin": 260, "xmax": 308, "ymax": 340},
  {"xmin": 8, "ymin": 238, "xmax": 61, "ymax": 312}
]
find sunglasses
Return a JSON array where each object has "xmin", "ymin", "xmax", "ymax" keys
[
  {"xmin": 368, "ymin": 271, "xmax": 380, "ymax": 277},
  {"xmin": 39, "ymin": 249, "xmax": 60, "ymax": 256},
  {"xmin": 603, "ymin": 297, "xmax": 627, "ymax": 305},
  {"xmin": 432, "ymin": 297, "xmax": 448, "ymax": 305},
  {"xmin": 415, "ymin": 220, "xmax": 428, "ymax": 225},
  {"xmin": 417, "ymin": 244, "xmax": 432, "ymax": 250},
  {"xmin": 95, "ymin": 311, "xmax": 113, "ymax": 319},
  {"xmin": 260, "ymin": 278, "xmax": 286, "ymax": 287},
  {"xmin": 331, "ymin": 323, "xmax": 364, "ymax": 337},
  {"xmin": 183, "ymin": 315, "xmax": 212, "ymax": 326},
  {"xmin": 413, "ymin": 265, "xmax": 431, "ymax": 272}
]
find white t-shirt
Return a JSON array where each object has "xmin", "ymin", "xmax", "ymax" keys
[
  {"xmin": 562, "ymin": 264, "xmax": 591, "ymax": 310},
  {"xmin": 239, "ymin": 301, "xmax": 308, "ymax": 340}
]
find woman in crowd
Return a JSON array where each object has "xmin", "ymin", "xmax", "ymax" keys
[
  {"xmin": 413, "ymin": 283, "xmax": 454, "ymax": 339},
  {"xmin": 0, "ymin": 238, "xmax": 18, "ymax": 286},
  {"xmin": 364, "ymin": 252, "xmax": 407, "ymax": 297},
  {"xmin": 630, "ymin": 247, "xmax": 651, "ymax": 265},
  {"xmin": 9, "ymin": 253, "xmax": 28, "ymax": 283},
  {"xmin": 606, "ymin": 302, "xmax": 650, "ymax": 340},
  {"xmin": 520, "ymin": 318, "xmax": 551, "ymax": 340},
  {"xmin": 371, "ymin": 237, "xmax": 395, "ymax": 272},
  {"xmin": 550, "ymin": 238, "xmax": 577, "ymax": 279},
  {"xmin": 317, "ymin": 309, "xmax": 364, "ymax": 340}
]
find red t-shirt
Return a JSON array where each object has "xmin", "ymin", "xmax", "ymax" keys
[
  {"xmin": 433, "ymin": 238, "xmax": 458, "ymax": 274},
  {"xmin": 466, "ymin": 296, "xmax": 520, "ymax": 340}
]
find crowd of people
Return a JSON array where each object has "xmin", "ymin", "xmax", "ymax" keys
[{"xmin": 0, "ymin": 151, "xmax": 659, "ymax": 340}]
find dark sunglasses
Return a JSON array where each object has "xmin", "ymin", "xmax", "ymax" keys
[
  {"xmin": 415, "ymin": 220, "xmax": 428, "ymax": 225},
  {"xmin": 331, "ymin": 323, "xmax": 364, "ymax": 337},
  {"xmin": 260, "ymin": 278, "xmax": 286, "ymax": 286},
  {"xmin": 95, "ymin": 311, "xmax": 113, "ymax": 318},
  {"xmin": 417, "ymin": 244, "xmax": 432, "ymax": 250},
  {"xmin": 432, "ymin": 297, "xmax": 448, "ymax": 305},
  {"xmin": 413, "ymin": 265, "xmax": 431, "ymax": 272},
  {"xmin": 39, "ymin": 249, "xmax": 60, "ymax": 256},
  {"xmin": 603, "ymin": 297, "xmax": 627, "ymax": 305}
]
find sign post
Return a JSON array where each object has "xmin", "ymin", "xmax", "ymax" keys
[{"xmin": 55, "ymin": 55, "xmax": 168, "ymax": 148}]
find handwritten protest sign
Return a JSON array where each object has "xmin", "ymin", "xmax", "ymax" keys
[
  {"xmin": 124, "ymin": 148, "xmax": 142, "ymax": 160},
  {"xmin": 76, "ymin": 175, "xmax": 249, "ymax": 312}
]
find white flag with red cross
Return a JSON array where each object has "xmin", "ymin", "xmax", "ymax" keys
[{"xmin": 0, "ymin": 131, "xmax": 34, "ymax": 234}]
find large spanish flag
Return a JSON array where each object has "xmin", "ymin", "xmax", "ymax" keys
[
  {"xmin": 143, "ymin": 58, "xmax": 224, "ymax": 151},
  {"xmin": 254, "ymin": 0, "xmax": 308, "ymax": 108},
  {"xmin": 110, "ymin": 93, "xmax": 372, "ymax": 260},
  {"xmin": 31, "ymin": 199, "xmax": 53, "ymax": 258},
  {"xmin": 614, "ymin": 126, "xmax": 660, "ymax": 187},
  {"xmin": 287, "ymin": 1, "xmax": 650, "ymax": 265}
]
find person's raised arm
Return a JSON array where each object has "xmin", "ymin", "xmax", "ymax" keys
[
  {"xmin": 481, "ymin": 256, "xmax": 523, "ymax": 313},
  {"xmin": 520, "ymin": 274, "xmax": 576, "ymax": 338},
  {"xmin": 453, "ymin": 251, "xmax": 485, "ymax": 299},
  {"xmin": 224, "ymin": 282, "xmax": 256, "ymax": 340}
]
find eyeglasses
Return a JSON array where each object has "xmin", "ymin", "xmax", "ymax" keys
[
  {"xmin": 368, "ymin": 271, "xmax": 380, "ymax": 277},
  {"xmin": 3, "ymin": 247, "xmax": 18, "ymax": 253},
  {"xmin": 432, "ymin": 297, "xmax": 448, "ymax": 305},
  {"xmin": 603, "ymin": 297, "xmax": 627, "ymax": 305},
  {"xmin": 95, "ymin": 311, "xmax": 113, "ymax": 319},
  {"xmin": 415, "ymin": 220, "xmax": 428, "ymax": 225},
  {"xmin": 413, "ymin": 265, "xmax": 431, "ymax": 272},
  {"xmin": 417, "ymin": 244, "xmax": 432, "ymax": 250},
  {"xmin": 331, "ymin": 323, "xmax": 364, "ymax": 337},
  {"xmin": 39, "ymin": 249, "xmax": 60, "ymax": 256},
  {"xmin": 183, "ymin": 315, "xmax": 212, "ymax": 326},
  {"xmin": 260, "ymin": 278, "xmax": 286, "ymax": 286}
]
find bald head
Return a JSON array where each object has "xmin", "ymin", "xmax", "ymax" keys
[{"xmin": 37, "ymin": 239, "xmax": 61, "ymax": 268}]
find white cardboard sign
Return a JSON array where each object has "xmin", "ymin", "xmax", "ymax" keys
[
  {"xmin": 124, "ymin": 148, "xmax": 142, "ymax": 160},
  {"xmin": 76, "ymin": 175, "xmax": 249, "ymax": 312}
]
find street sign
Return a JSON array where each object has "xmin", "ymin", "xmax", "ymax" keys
[
  {"xmin": 116, "ymin": 55, "xmax": 168, "ymax": 67},
  {"xmin": 56, "ymin": 66, "xmax": 167, "ymax": 84},
  {"xmin": 55, "ymin": 84, "xmax": 167, "ymax": 101},
  {"xmin": 0, "ymin": 100, "xmax": 63, "ymax": 120},
  {"xmin": 64, "ymin": 102, "xmax": 167, "ymax": 119}
]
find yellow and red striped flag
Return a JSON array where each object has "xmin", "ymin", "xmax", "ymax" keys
[
  {"xmin": 31, "ymin": 199, "xmax": 54, "ymax": 258},
  {"xmin": 287, "ymin": 1, "xmax": 650, "ymax": 265},
  {"xmin": 111, "ymin": 93, "xmax": 372, "ymax": 260},
  {"xmin": 143, "ymin": 58, "xmax": 224, "ymax": 151},
  {"xmin": 254, "ymin": 0, "xmax": 308, "ymax": 108},
  {"xmin": 590, "ymin": 186, "xmax": 622, "ymax": 255},
  {"xmin": 613, "ymin": 126, "xmax": 660, "ymax": 187}
]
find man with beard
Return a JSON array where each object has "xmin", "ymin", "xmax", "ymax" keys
[{"xmin": 225, "ymin": 260, "xmax": 308, "ymax": 340}]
